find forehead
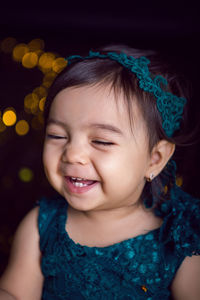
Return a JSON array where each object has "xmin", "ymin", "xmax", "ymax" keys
[{"xmin": 49, "ymin": 84, "xmax": 146, "ymax": 135}]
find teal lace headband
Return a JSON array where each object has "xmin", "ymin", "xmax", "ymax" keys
[{"xmin": 66, "ymin": 51, "xmax": 187, "ymax": 137}]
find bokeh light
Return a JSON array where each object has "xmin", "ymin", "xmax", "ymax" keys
[
  {"xmin": 39, "ymin": 97, "xmax": 46, "ymax": 112},
  {"xmin": 2, "ymin": 108, "xmax": 17, "ymax": 126},
  {"xmin": 15, "ymin": 120, "xmax": 29, "ymax": 136},
  {"xmin": 52, "ymin": 57, "xmax": 67, "ymax": 73},
  {"xmin": 0, "ymin": 38, "xmax": 66, "ymax": 139},
  {"xmin": 18, "ymin": 167, "xmax": 34, "ymax": 182},
  {"xmin": 33, "ymin": 86, "xmax": 47, "ymax": 99},
  {"xmin": 0, "ymin": 118, "xmax": 6, "ymax": 132},
  {"xmin": 28, "ymin": 38, "xmax": 44, "ymax": 51},
  {"xmin": 164, "ymin": 185, "xmax": 168, "ymax": 194},
  {"xmin": 43, "ymin": 71, "xmax": 57, "ymax": 88},
  {"xmin": 22, "ymin": 52, "xmax": 38, "ymax": 68},
  {"xmin": 38, "ymin": 52, "xmax": 55, "ymax": 72},
  {"xmin": 1, "ymin": 37, "xmax": 17, "ymax": 53},
  {"xmin": 24, "ymin": 93, "xmax": 39, "ymax": 114},
  {"xmin": 31, "ymin": 113, "xmax": 44, "ymax": 130},
  {"xmin": 176, "ymin": 176, "xmax": 183, "ymax": 187},
  {"xmin": 1, "ymin": 176, "xmax": 13, "ymax": 189},
  {"xmin": 12, "ymin": 43, "xmax": 29, "ymax": 62}
]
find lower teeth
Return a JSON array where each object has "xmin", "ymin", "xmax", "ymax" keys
[{"xmin": 73, "ymin": 182, "xmax": 88, "ymax": 187}]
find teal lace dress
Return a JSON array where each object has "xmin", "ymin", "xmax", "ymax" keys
[{"xmin": 37, "ymin": 186, "xmax": 200, "ymax": 300}]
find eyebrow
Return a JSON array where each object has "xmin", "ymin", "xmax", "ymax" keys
[
  {"xmin": 90, "ymin": 123, "xmax": 123, "ymax": 135},
  {"xmin": 47, "ymin": 119, "xmax": 123, "ymax": 136},
  {"xmin": 47, "ymin": 119, "xmax": 67, "ymax": 128}
]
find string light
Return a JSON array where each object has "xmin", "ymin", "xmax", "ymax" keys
[{"xmin": 1, "ymin": 37, "xmax": 68, "ymax": 138}]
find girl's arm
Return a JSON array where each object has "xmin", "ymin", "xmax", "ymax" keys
[
  {"xmin": 171, "ymin": 255, "xmax": 200, "ymax": 300},
  {"xmin": 0, "ymin": 207, "xmax": 44, "ymax": 300}
]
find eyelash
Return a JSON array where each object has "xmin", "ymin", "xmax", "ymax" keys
[
  {"xmin": 46, "ymin": 135, "xmax": 114, "ymax": 146},
  {"xmin": 92, "ymin": 140, "xmax": 114, "ymax": 146},
  {"xmin": 47, "ymin": 134, "xmax": 66, "ymax": 140}
]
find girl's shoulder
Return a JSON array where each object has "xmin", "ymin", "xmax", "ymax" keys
[
  {"xmin": 0, "ymin": 207, "xmax": 44, "ymax": 299},
  {"xmin": 157, "ymin": 186, "xmax": 200, "ymax": 258}
]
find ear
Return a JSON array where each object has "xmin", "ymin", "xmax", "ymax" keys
[{"xmin": 145, "ymin": 140, "xmax": 175, "ymax": 179}]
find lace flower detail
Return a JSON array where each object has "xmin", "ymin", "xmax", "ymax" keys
[{"xmin": 66, "ymin": 50, "xmax": 187, "ymax": 137}]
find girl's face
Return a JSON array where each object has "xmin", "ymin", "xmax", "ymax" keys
[{"xmin": 43, "ymin": 84, "xmax": 152, "ymax": 212}]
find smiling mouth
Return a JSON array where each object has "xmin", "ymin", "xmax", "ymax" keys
[
  {"xmin": 67, "ymin": 176, "xmax": 97, "ymax": 187},
  {"xmin": 64, "ymin": 176, "xmax": 98, "ymax": 194}
]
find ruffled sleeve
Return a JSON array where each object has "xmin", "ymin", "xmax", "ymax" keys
[{"xmin": 158, "ymin": 186, "xmax": 200, "ymax": 259}]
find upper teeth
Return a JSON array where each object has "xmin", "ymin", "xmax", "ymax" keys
[{"xmin": 71, "ymin": 177, "xmax": 84, "ymax": 181}]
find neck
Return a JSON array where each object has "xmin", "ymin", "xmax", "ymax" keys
[
  {"xmin": 68, "ymin": 202, "xmax": 145, "ymax": 225},
  {"xmin": 67, "ymin": 202, "xmax": 161, "ymax": 247}
]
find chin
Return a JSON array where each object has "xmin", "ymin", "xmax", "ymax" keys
[{"xmin": 63, "ymin": 193, "xmax": 101, "ymax": 212}]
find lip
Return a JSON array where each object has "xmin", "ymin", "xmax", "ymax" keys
[{"xmin": 64, "ymin": 176, "xmax": 99, "ymax": 194}]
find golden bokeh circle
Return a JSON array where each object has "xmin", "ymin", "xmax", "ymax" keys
[
  {"xmin": 1, "ymin": 37, "xmax": 17, "ymax": 53},
  {"xmin": 2, "ymin": 109, "xmax": 17, "ymax": 126},
  {"xmin": 22, "ymin": 52, "xmax": 38, "ymax": 68},
  {"xmin": 176, "ymin": 176, "xmax": 183, "ymax": 187},
  {"xmin": 38, "ymin": 52, "xmax": 55, "ymax": 71},
  {"xmin": 39, "ymin": 97, "xmax": 46, "ymax": 112},
  {"xmin": 43, "ymin": 71, "xmax": 57, "ymax": 88},
  {"xmin": 24, "ymin": 93, "xmax": 39, "ymax": 114},
  {"xmin": 15, "ymin": 120, "xmax": 30, "ymax": 136},
  {"xmin": 18, "ymin": 167, "xmax": 34, "ymax": 182},
  {"xmin": 164, "ymin": 185, "xmax": 168, "ymax": 194},
  {"xmin": 12, "ymin": 43, "xmax": 29, "ymax": 62},
  {"xmin": 33, "ymin": 86, "xmax": 47, "ymax": 99},
  {"xmin": 52, "ymin": 57, "xmax": 67, "ymax": 73},
  {"xmin": 28, "ymin": 39, "xmax": 45, "ymax": 51}
]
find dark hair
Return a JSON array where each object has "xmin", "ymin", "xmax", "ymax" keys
[{"xmin": 44, "ymin": 44, "xmax": 192, "ymax": 209}]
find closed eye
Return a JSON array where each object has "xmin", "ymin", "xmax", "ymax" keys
[
  {"xmin": 92, "ymin": 140, "xmax": 114, "ymax": 146},
  {"xmin": 46, "ymin": 134, "xmax": 67, "ymax": 140}
]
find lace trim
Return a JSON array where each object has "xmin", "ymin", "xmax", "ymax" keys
[
  {"xmin": 38, "ymin": 188, "xmax": 200, "ymax": 299},
  {"xmin": 158, "ymin": 186, "xmax": 200, "ymax": 257},
  {"xmin": 66, "ymin": 51, "xmax": 187, "ymax": 137}
]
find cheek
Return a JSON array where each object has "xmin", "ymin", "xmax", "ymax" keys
[
  {"xmin": 97, "ymin": 149, "xmax": 148, "ymax": 183},
  {"xmin": 42, "ymin": 149, "xmax": 52, "ymax": 181},
  {"xmin": 94, "ymin": 151, "xmax": 130, "ymax": 179},
  {"xmin": 42, "ymin": 146, "xmax": 63, "ymax": 189},
  {"xmin": 42, "ymin": 144, "xmax": 50, "ymax": 170},
  {"xmin": 43, "ymin": 144, "xmax": 60, "ymax": 172}
]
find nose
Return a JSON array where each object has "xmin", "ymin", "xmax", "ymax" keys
[{"xmin": 61, "ymin": 143, "xmax": 89, "ymax": 165}]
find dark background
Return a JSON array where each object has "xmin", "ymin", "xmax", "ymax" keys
[{"xmin": 0, "ymin": 1, "xmax": 200, "ymax": 274}]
